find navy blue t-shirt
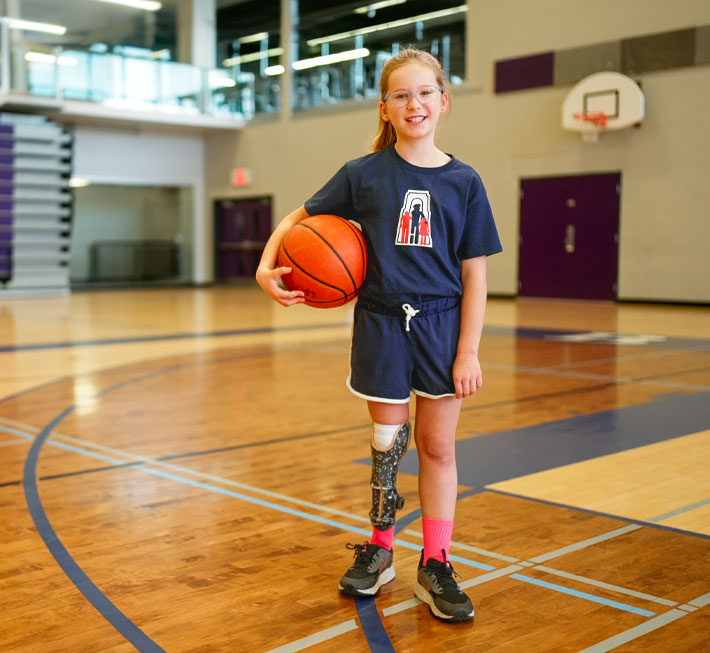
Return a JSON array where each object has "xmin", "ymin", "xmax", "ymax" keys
[{"xmin": 304, "ymin": 146, "xmax": 502, "ymax": 305}]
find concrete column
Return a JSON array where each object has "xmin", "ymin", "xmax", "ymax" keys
[
  {"xmin": 465, "ymin": 0, "xmax": 484, "ymax": 88},
  {"xmin": 280, "ymin": 0, "xmax": 296, "ymax": 120},
  {"xmin": 176, "ymin": 0, "xmax": 216, "ymax": 68}
]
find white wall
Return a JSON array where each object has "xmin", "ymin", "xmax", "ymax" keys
[
  {"xmin": 204, "ymin": 0, "xmax": 710, "ymax": 302},
  {"xmin": 72, "ymin": 126, "xmax": 208, "ymax": 282}
]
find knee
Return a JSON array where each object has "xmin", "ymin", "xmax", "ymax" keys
[{"xmin": 416, "ymin": 436, "xmax": 456, "ymax": 467}]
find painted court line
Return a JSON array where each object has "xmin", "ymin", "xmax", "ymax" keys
[
  {"xmin": 7, "ymin": 416, "xmax": 697, "ymax": 651},
  {"xmin": 5, "ymin": 420, "xmax": 683, "ymax": 613},
  {"xmin": 0, "ymin": 438, "xmax": 29, "ymax": 447},
  {"xmin": 689, "ymin": 592, "xmax": 710, "ymax": 608},
  {"xmin": 528, "ymin": 524, "xmax": 642, "ymax": 563},
  {"xmin": 510, "ymin": 574, "xmax": 655, "ymax": 617},
  {"xmin": 534, "ymin": 565, "xmax": 678, "ymax": 607},
  {"xmin": 0, "ymin": 322, "xmax": 352, "ymax": 352},
  {"xmin": 1, "ymin": 422, "xmax": 497, "ymax": 570},
  {"xmin": 265, "ymin": 619, "xmax": 358, "ymax": 653},
  {"xmin": 648, "ymin": 498, "xmax": 710, "ymax": 523},
  {"xmin": 578, "ymin": 608, "xmax": 688, "ymax": 652}
]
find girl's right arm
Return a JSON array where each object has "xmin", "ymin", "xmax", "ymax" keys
[{"xmin": 255, "ymin": 205, "xmax": 310, "ymax": 306}]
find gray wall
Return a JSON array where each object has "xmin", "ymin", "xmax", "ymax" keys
[{"xmin": 205, "ymin": 0, "xmax": 710, "ymax": 302}]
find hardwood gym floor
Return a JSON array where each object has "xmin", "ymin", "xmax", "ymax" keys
[{"xmin": 1, "ymin": 287, "xmax": 708, "ymax": 652}]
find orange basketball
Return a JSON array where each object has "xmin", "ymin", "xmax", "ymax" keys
[{"xmin": 277, "ymin": 215, "xmax": 367, "ymax": 308}]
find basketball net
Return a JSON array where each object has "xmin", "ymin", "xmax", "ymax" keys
[{"xmin": 573, "ymin": 111, "xmax": 608, "ymax": 143}]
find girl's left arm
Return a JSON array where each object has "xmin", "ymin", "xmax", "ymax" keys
[{"xmin": 452, "ymin": 256, "xmax": 488, "ymax": 399}]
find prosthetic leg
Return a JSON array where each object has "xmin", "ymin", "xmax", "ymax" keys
[{"xmin": 369, "ymin": 422, "xmax": 412, "ymax": 531}]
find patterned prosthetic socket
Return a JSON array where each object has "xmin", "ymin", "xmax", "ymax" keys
[{"xmin": 369, "ymin": 422, "xmax": 411, "ymax": 531}]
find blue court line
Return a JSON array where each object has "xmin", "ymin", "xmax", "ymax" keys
[
  {"xmin": 15, "ymin": 347, "xmax": 702, "ymax": 650},
  {"xmin": 6, "ymin": 322, "xmax": 707, "ymax": 354},
  {"xmin": 354, "ymin": 599, "xmax": 396, "ymax": 653},
  {"xmin": 510, "ymin": 574, "xmax": 656, "ymax": 617},
  {"xmin": 19, "ymin": 417, "xmax": 677, "ymax": 647},
  {"xmin": 0, "ymin": 322, "xmax": 350, "ymax": 352},
  {"xmin": 23, "ymin": 409, "xmax": 165, "ymax": 653}
]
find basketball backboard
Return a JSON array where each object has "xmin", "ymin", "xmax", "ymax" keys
[{"xmin": 562, "ymin": 72, "xmax": 644, "ymax": 138}]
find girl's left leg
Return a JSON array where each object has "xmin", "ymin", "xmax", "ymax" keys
[
  {"xmin": 413, "ymin": 394, "xmax": 474, "ymax": 622},
  {"xmin": 414, "ymin": 394, "xmax": 461, "ymax": 528}
]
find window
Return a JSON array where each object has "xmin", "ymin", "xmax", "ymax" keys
[
  {"xmin": 294, "ymin": 0, "xmax": 466, "ymax": 111},
  {"xmin": 217, "ymin": 0, "xmax": 282, "ymax": 118}
]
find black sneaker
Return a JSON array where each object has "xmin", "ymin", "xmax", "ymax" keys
[
  {"xmin": 339, "ymin": 542, "xmax": 395, "ymax": 596},
  {"xmin": 415, "ymin": 550, "xmax": 474, "ymax": 622}
]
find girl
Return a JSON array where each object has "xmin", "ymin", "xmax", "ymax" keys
[{"xmin": 256, "ymin": 48, "xmax": 501, "ymax": 623}]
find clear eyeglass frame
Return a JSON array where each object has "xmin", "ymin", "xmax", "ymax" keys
[{"xmin": 383, "ymin": 86, "xmax": 444, "ymax": 107}]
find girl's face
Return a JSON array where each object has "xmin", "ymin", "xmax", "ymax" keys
[{"xmin": 380, "ymin": 62, "xmax": 448, "ymax": 144}]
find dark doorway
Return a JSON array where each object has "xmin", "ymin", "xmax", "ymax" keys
[
  {"xmin": 214, "ymin": 197, "xmax": 272, "ymax": 281},
  {"xmin": 519, "ymin": 173, "xmax": 620, "ymax": 300}
]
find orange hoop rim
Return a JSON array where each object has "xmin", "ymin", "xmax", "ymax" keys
[{"xmin": 573, "ymin": 111, "xmax": 608, "ymax": 127}]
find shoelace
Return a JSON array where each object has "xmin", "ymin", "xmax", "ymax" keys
[
  {"xmin": 432, "ymin": 549, "xmax": 463, "ymax": 590},
  {"xmin": 346, "ymin": 542, "xmax": 375, "ymax": 566}
]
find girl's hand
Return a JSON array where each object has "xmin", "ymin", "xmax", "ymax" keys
[
  {"xmin": 452, "ymin": 353, "xmax": 482, "ymax": 399},
  {"xmin": 255, "ymin": 265, "xmax": 305, "ymax": 306}
]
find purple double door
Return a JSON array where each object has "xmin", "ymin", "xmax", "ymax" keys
[
  {"xmin": 519, "ymin": 173, "xmax": 621, "ymax": 300},
  {"xmin": 215, "ymin": 198, "xmax": 272, "ymax": 281}
]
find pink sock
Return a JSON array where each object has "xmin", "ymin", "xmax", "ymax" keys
[
  {"xmin": 422, "ymin": 518, "xmax": 454, "ymax": 563},
  {"xmin": 370, "ymin": 526, "xmax": 394, "ymax": 550}
]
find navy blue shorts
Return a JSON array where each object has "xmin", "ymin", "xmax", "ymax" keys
[{"xmin": 347, "ymin": 296, "xmax": 461, "ymax": 404}]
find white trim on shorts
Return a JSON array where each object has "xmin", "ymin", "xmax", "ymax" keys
[
  {"xmin": 412, "ymin": 388, "xmax": 456, "ymax": 400},
  {"xmin": 345, "ymin": 374, "xmax": 411, "ymax": 404}
]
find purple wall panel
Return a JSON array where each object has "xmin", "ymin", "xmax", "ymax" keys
[{"xmin": 495, "ymin": 52, "xmax": 555, "ymax": 93}]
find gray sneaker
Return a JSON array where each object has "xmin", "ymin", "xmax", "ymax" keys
[
  {"xmin": 415, "ymin": 550, "xmax": 474, "ymax": 622},
  {"xmin": 339, "ymin": 542, "xmax": 395, "ymax": 596}
]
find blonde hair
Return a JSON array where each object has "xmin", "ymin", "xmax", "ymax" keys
[{"xmin": 371, "ymin": 48, "xmax": 447, "ymax": 152}]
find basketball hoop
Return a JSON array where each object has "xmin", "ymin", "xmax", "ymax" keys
[{"xmin": 573, "ymin": 111, "xmax": 608, "ymax": 143}]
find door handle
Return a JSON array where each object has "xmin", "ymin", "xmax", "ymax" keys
[{"xmin": 565, "ymin": 224, "xmax": 575, "ymax": 253}]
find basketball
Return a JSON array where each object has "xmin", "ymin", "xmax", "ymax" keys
[{"xmin": 277, "ymin": 214, "xmax": 367, "ymax": 308}]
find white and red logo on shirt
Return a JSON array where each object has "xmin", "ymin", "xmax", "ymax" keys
[{"xmin": 395, "ymin": 190, "xmax": 433, "ymax": 248}]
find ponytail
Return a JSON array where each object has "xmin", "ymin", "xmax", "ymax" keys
[{"xmin": 371, "ymin": 119, "xmax": 397, "ymax": 152}]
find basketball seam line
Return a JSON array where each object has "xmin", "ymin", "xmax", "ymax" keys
[
  {"xmin": 338, "ymin": 218, "xmax": 367, "ymax": 280},
  {"xmin": 297, "ymin": 221, "xmax": 358, "ymax": 295},
  {"xmin": 281, "ymin": 242, "xmax": 349, "ymax": 304}
]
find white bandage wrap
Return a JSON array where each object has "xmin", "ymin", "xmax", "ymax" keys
[{"xmin": 372, "ymin": 422, "xmax": 402, "ymax": 451}]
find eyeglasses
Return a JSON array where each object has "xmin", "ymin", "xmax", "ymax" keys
[{"xmin": 383, "ymin": 86, "xmax": 443, "ymax": 107}]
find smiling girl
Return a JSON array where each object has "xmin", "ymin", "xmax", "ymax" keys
[{"xmin": 256, "ymin": 48, "xmax": 502, "ymax": 622}]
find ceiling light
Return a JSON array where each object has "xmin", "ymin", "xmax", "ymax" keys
[
  {"xmin": 148, "ymin": 48, "xmax": 171, "ymax": 60},
  {"xmin": 209, "ymin": 73, "xmax": 236, "ymax": 88},
  {"xmin": 223, "ymin": 47, "xmax": 284, "ymax": 67},
  {"xmin": 292, "ymin": 48, "xmax": 370, "ymax": 70},
  {"xmin": 307, "ymin": 5, "xmax": 467, "ymax": 47},
  {"xmin": 239, "ymin": 32, "xmax": 269, "ymax": 44},
  {"xmin": 354, "ymin": 0, "xmax": 406, "ymax": 15},
  {"xmin": 25, "ymin": 52, "xmax": 78, "ymax": 66},
  {"xmin": 264, "ymin": 64, "xmax": 285, "ymax": 76},
  {"xmin": 69, "ymin": 178, "xmax": 90, "ymax": 188},
  {"xmin": 92, "ymin": 0, "xmax": 162, "ymax": 11},
  {"xmin": 3, "ymin": 18, "xmax": 66, "ymax": 35}
]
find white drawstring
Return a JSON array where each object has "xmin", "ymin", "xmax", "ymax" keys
[{"xmin": 402, "ymin": 303, "xmax": 420, "ymax": 332}]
